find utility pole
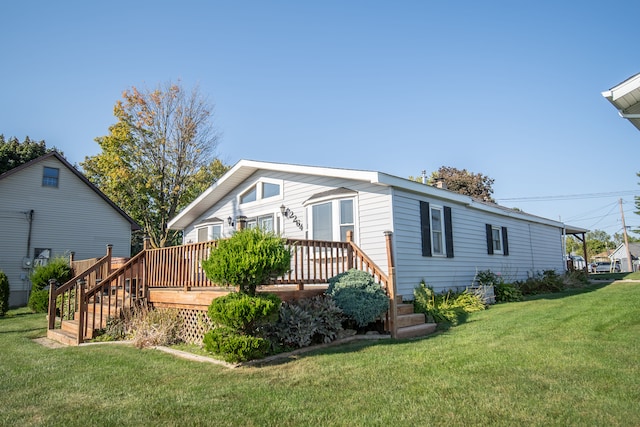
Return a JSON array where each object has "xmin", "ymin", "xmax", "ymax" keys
[{"xmin": 619, "ymin": 198, "xmax": 633, "ymax": 272}]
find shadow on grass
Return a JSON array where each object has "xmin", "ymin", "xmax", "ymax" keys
[{"xmin": 522, "ymin": 281, "xmax": 612, "ymax": 302}]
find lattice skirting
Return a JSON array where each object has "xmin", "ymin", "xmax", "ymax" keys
[{"xmin": 156, "ymin": 307, "xmax": 212, "ymax": 345}]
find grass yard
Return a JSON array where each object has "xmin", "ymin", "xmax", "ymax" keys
[{"xmin": 1, "ymin": 281, "xmax": 639, "ymax": 426}]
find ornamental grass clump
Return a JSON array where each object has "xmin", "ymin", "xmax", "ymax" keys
[
  {"xmin": 413, "ymin": 281, "xmax": 485, "ymax": 325},
  {"xmin": 326, "ymin": 269, "xmax": 389, "ymax": 328},
  {"xmin": 201, "ymin": 228, "xmax": 291, "ymax": 296},
  {"xmin": 128, "ymin": 304, "xmax": 184, "ymax": 348}
]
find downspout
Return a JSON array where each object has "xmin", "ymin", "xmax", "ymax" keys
[{"xmin": 25, "ymin": 209, "xmax": 34, "ymax": 258}]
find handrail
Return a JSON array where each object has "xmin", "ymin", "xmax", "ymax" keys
[
  {"xmin": 80, "ymin": 250, "xmax": 148, "ymax": 343},
  {"xmin": 48, "ymin": 248, "xmax": 112, "ymax": 333}
]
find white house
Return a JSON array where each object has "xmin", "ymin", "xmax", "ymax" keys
[
  {"xmin": 0, "ymin": 151, "xmax": 139, "ymax": 307},
  {"xmin": 168, "ymin": 160, "xmax": 580, "ymax": 300},
  {"xmin": 610, "ymin": 242, "xmax": 640, "ymax": 272}
]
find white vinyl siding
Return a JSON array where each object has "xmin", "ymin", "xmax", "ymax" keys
[
  {"xmin": 393, "ymin": 189, "xmax": 564, "ymax": 298},
  {"xmin": 0, "ymin": 156, "xmax": 132, "ymax": 306}
]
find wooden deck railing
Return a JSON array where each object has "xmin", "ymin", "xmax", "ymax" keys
[
  {"xmin": 47, "ymin": 231, "xmax": 398, "ymax": 342},
  {"xmin": 48, "ymin": 245, "xmax": 114, "ymax": 344}
]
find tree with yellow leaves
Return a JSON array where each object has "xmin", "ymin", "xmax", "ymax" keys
[{"xmin": 82, "ymin": 81, "xmax": 228, "ymax": 249}]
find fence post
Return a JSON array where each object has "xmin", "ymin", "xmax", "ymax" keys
[{"xmin": 47, "ymin": 279, "xmax": 57, "ymax": 330}]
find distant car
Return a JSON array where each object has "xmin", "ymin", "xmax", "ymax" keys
[{"xmin": 590, "ymin": 261, "xmax": 621, "ymax": 273}]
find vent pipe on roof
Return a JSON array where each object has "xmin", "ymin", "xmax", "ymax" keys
[{"xmin": 421, "ymin": 170, "xmax": 427, "ymax": 184}]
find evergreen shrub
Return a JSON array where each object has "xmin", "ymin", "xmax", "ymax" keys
[
  {"xmin": 326, "ymin": 269, "xmax": 389, "ymax": 327},
  {"xmin": 201, "ymin": 228, "xmax": 291, "ymax": 295},
  {"xmin": 203, "ymin": 327, "xmax": 270, "ymax": 363},
  {"xmin": 0, "ymin": 270, "xmax": 9, "ymax": 316},
  {"xmin": 28, "ymin": 257, "xmax": 72, "ymax": 313},
  {"xmin": 207, "ymin": 292, "xmax": 281, "ymax": 334}
]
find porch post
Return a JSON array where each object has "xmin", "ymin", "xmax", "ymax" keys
[
  {"xmin": 384, "ymin": 231, "xmax": 398, "ymax": 338},
  {"xmin": 346, "ymin": 230, "xmax": 354, "ymax": 270},
  {"xmin": 76, "ymin": 279, "xmax": 86, "ymax": 345},
  {"xmin": 106, "ymin": 244, "xmax": 113, "ymax": 278}
]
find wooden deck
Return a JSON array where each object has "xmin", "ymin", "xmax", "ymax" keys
[{"xmin": 47, "ymin": 232, "xmax": 434, "ymax": 345}]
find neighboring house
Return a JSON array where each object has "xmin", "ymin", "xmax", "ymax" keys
[
  {"xmin": 0, "ymin": 151, "xmax": 139, "ymax": 307},
  {"xmin": 602, "ymin": 72, "xmax": 640, "ymax": 132},
  {"xmin": 610, "ymin": 242, "xmax": 640, "ymax": 272},
  {"xmin": 168, "ymin": 160, "xmax": 580, "ymax": 300}
]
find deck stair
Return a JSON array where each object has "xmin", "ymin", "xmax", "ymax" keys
[{"xmin": 394, "ymin": 297, "xmax": 437, "ymax": 339}]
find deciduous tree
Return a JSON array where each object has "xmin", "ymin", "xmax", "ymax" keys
[
  {"xmin": 410, "ymin": 166, "xmax": 495, "ymax": 202},
  {"xmin": 82, "ymin": 81, "xmax": 228, "ymax": 248}
]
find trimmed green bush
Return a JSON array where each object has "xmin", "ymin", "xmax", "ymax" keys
[
  {"xmin": 273, "ymin": 295, "xmax": 343, "ymax": 348},
  {"xmin": 203, "ymin": 327, "xmax": 270, "ymax": 363},
  {"xmin": 0, "ymin": 270, "xmax": 9, "ymax": 316},
  {"xmin": 201, "ymin": 228, "xmax": 291, "ymax": 295},
  {"xmin": 204, "ymin": 292, "xmax": 281, "ymax": 362},
  {"xmin": 28, "ymin": 257, "xmax": 72, "ymax": 313},
  {"xmin": 207, "ymin": 292, "xmax": 281, "ymax": 334},
  {"xmin": 326, "ymin": 269, "xmax": 389, "ymax": 327}
]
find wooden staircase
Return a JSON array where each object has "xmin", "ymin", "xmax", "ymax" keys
[{"xmin": 394, "ymin": 296, "xmax": 437, "ymax": 339}]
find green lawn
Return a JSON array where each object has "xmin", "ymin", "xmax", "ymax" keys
[{"xmin": 1, "ymin": 281, "xmax": 639, "ymax": 426}]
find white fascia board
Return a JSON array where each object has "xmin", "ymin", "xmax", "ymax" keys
[{"xmin": 605, "ymin": 73, "xmax": 640, "ymax": 102}]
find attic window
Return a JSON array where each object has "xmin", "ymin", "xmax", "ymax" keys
[
  {"xmin": 42, "ymin": 167, "xmax": 59, "ymax": 187},
  {"xmin": 239, "ymin": 180, "xmax": 282, "ymax": 205}
]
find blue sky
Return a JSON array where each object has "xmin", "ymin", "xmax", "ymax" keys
[{"xmin": 2, "ymin": 1, "xmax": 639, "ymax": 238}]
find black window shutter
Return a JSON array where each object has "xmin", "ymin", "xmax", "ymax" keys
[
  {"xmin": 420, "ymin": 201, "xmax": 432, "ymax": 257},
  {"xmin": 486, "ymin": 223, "xmax": 494, "ymax": 255},
  {"xmin": 502, "ymin": 226, "xmax": 509, "ymax": 256},
  {"xmin": 444, "ymin": 206, "xmax": 454, "ymax": 258}
]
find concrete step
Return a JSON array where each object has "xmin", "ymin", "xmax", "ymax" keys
[
  {"xmin": 396, "ymin": 323, "xmax": 437, "ymax": 339},
  {"xmin": 47, "ymin": 328, "xmax": 78, "ymax": 346},
  {"xmin": 397, "ymin": 303, "xmax": 415, "ymax": 315},
  {"xmin": 396, "ymin": 312, "xmax": 426, "ymax": 328}
]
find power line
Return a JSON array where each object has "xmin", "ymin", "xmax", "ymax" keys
[{"xmin": 497, "ymin": 190, "xmax": 637, "ymax": 203}]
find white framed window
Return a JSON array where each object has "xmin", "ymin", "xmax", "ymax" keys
[
  {"xmin": 246, "ymin": 214, "xmax": 275, "ymax": 233},
  {"xmin": 491, "ymin": 226, "xmax": 503, "ymax": 254},
  {"xmin": 239, "ymin": 179, "xmax": 282, "ymax": 205},
  {"xmin": 308, "ymin": 198, "xmax": 356, "ymax": 242},
  {"xmin": 196, "ymin": 223, "xmax": 223, "ymax": 242},
  {"xmin": 430, "ymin": 205, "xmax": 445, "ymax": 256},
  {"xmin": 486, "ymin": 224, "xmax": 508, "ymax": 256}
]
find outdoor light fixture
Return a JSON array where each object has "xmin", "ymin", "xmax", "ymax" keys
[
  {"xmin": 227, "ymin": 216, "xmax": 234, "ymax": 227},
  {"xmin": 280, "ymin": 204, "xmax": 286, "ymax": 215}
]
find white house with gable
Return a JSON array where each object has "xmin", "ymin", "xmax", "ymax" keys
[{"xmin": 168, "ymin": 160, "xmax": 579, "ymax": 300}]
